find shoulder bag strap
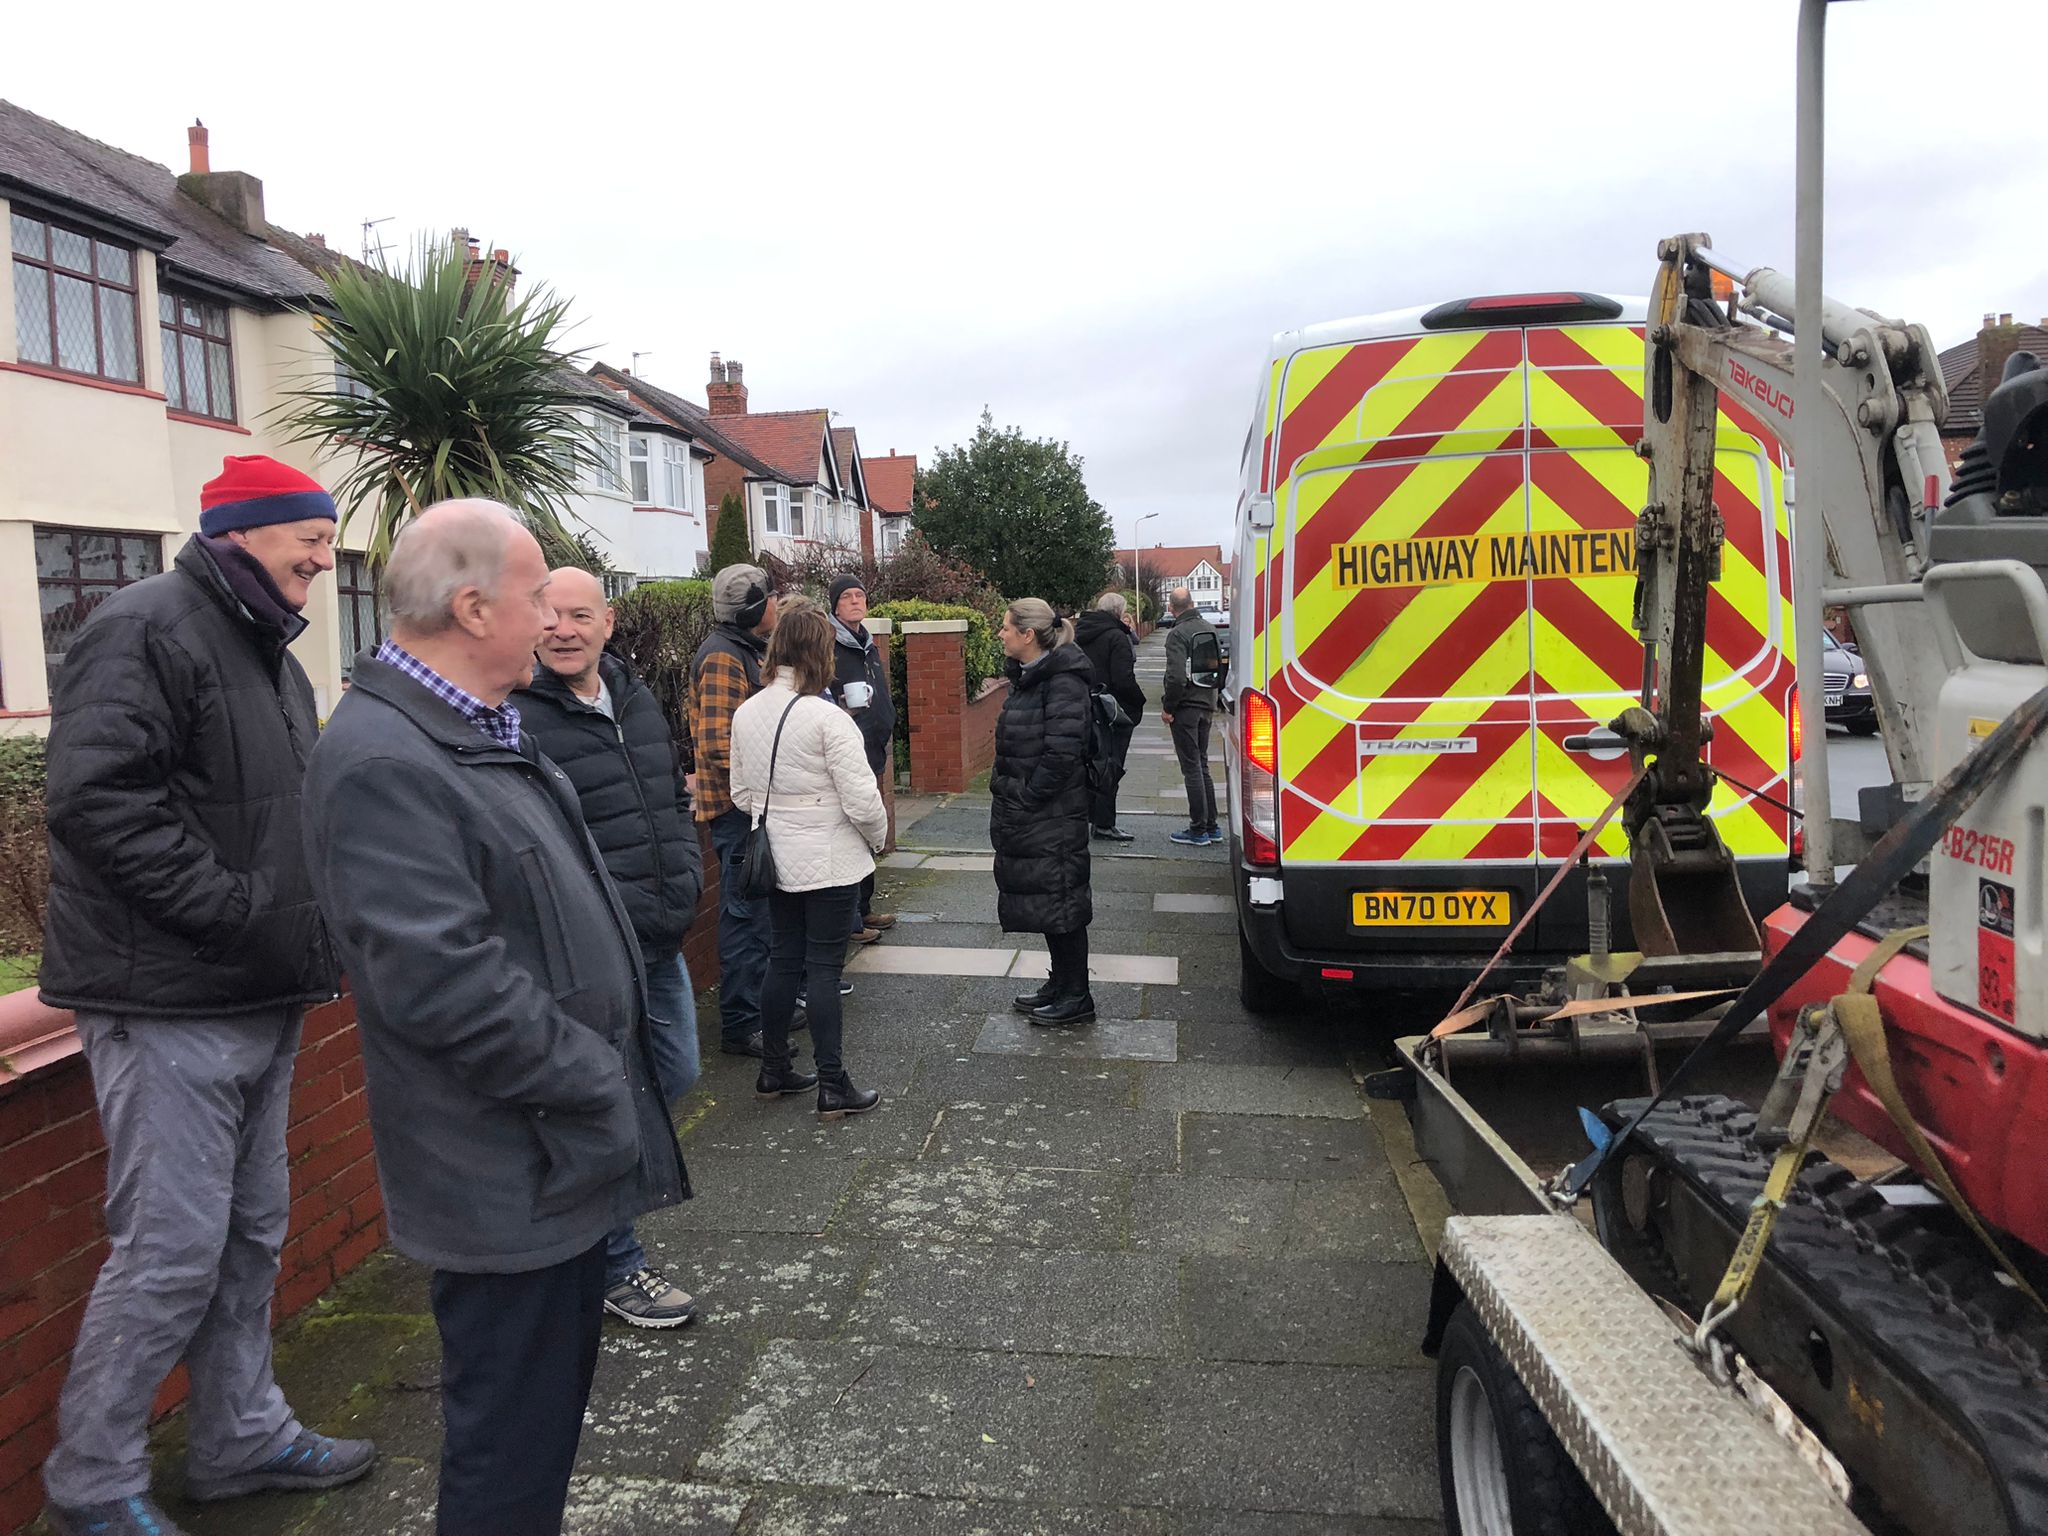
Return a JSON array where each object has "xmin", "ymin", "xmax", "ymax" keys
[{"xmin": 756, "ymin": 695, "xmax": 802, "ymax": 828}]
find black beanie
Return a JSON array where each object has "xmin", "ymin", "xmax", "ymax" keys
[{"xmin": 829, "ymin": 574, "xmax": 866, "ymax": 612}]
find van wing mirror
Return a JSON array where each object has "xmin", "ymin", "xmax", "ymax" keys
[{"xmin": 1248, "ymin": 495, "xmax": 1276, "ymax": 532}]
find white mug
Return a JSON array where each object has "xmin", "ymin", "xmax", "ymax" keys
[{"xmin": 843, "ymin": 680, "xmax": 873, "ymax": 711}]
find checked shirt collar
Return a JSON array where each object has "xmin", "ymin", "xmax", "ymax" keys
[{"xmin": 374, "ymin": 638, "xmax": 522, "ymax": 751}]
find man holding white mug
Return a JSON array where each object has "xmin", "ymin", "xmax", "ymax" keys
[{"xmin": 828, "ymin": 575, "xmax": 896, "ymax": 942}]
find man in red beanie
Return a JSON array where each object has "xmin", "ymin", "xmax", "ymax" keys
[{"xmin": 38, "ymin": 455, "xmax": 375, "ymax": 1535}]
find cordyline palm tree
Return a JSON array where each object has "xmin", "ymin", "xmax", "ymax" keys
[{"xmin": 275, "ymin": 236, "xmax": 603, "ymax": 570}]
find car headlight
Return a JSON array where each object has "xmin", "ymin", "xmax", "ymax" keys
[{"xmin": 1852, "ymin": 672, "xmax": 1869, "ymax": 689}]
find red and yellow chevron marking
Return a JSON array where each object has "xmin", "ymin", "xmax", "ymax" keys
[{"xmin": 1249, "ymin": 323, "xmax": 1793, "ymax": 868}]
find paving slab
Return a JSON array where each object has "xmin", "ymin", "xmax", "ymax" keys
[
  {"xmin": 1154, "ymin": 892, "xmax": 1234, "ymax": 913},
  {"xmin": 924, "ymin": 1102, "xmax": 1181, "ymax": 1173},
  {"xmin": 640, "ymin": 1232, "xmax": 874, "ymax": 1339},
  {"xmin": 849, "ymin": 943, "xmax": 1018, "ymax": 977},
  {"xmin": 1166, "ymin": 1514, "xmax": 1443, "ymax": 1536},
  {"xmin": 1175, "ymin": 1256, "xmax": 1434, "ymax": 1366},
  {"xmin": 665, "ymin": 1152, "xmax": 863, "ymax": 1234},
  {"xmin": 845, "ymin": 1243, "xmax": 1177, "ymax": 1356},
  {"xmin": 924, "ymin": 854, "xmax": 997, "ymax": 871},
  {"xmin": 912, "ymin": 1049, "xmax": 1143, "ymax": 1106},
  {"xmin": 1008, "ymin": 950, "xmax": 1180, "ymax": 985},
  {"xmin": 836, "ymin": 1162, "xmax": 1131, "ymax": 1249},
  {"xmin": 579, "ymin": 1326, "xmax": 762, "ymax": 1477},
  {"xmin": 974, "ymin": 1012, "xmax": 1177, "ymax": 1063},
  {"xmin": 682, "ymin": 1092, "xmax": 936, "ymax": 1160},
  {"xmin": 1137, "ymin": 1062, "xmax": 1365, "ymax": 1119},
  {"xmin": 697, "ymin": 1341, "xmax": 1104, "ymax": 1503},
  {"xmin": 739, "ymin": 1492, "xmax": 1173, "ymax": 1536},
  {"xmin": 1180, "ymin": 1113, "xmax": 1387, "ymax": 1181},
  {"xmin": 1095, "ymin": 1360, "xmax": 1439, "ymax": 1519},
  {"xmin": 563, "ymin": 1476, "xmax": 747, "ymax": 1535}
]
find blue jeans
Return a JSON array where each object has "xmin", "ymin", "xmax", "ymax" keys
[
  {"xmin": 709, "ymin": 807, "xmax": 770, "ymax": 1047},
  {"xmin": 605, "ymin": 951, "xmax": 701, "ymax": 1286}
]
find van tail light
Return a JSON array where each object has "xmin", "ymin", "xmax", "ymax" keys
[
  {"xmin": 1241, "ymin": 687, "xmax": 1280, "ymax": 868},
  {"xmin": 1789, "ymin": 683, "xmax": 1803, "ymax": 763}
]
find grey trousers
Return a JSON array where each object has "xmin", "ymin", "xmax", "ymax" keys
[
  {"xmin": 41, "ymin": 1008, "xmax": 306, "ymax": 1506},
  {"xmin": 1170, "ymin": 706, "xmax": 1218, "ymax": 827}
]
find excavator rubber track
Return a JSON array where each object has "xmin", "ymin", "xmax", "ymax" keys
[{"xmin": 1596, "ymin": 1095, "xmax": 2048, "ymax": 1536}]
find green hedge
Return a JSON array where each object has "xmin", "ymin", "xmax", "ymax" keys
[
  {"xmin": 0, "ymin": 736, "xmax": 48, "ymax": 959},
  {"xmin": 872, "ymin": 600, "xmax": 1005, "ymax": 751},
  {"xmin": 609, "ymin": 579, "xmax": 714, "ymax": 769}
]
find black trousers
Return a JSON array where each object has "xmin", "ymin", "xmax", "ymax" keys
[
  {"xmin": 1046, "ymin": 926, "xmax": 1091, "ymax": 997},
  {"xmin": 1170, "ymin": 707, "xmax": 1217, "ymax": 827},
  {"xmin": 430, "ymin": 1241, "xmax": 605, "ymax": 1536},
  {"xmin": 764, "ymin": 882, "xmax": 861, "ymax": 1076},
  {"xmin": 1089, "ymin": 719, "xmax": 1136, "ymax": 830}
]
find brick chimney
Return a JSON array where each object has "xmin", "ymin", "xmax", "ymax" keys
[
  {"xmin": 461, "ymin": 239, "xmax": 519, "ymax": 309},
  {"xmin": 176, "ymin": 119, "xmax": 268, "ymax": 239},
  {"xmin": 708, "ymin": 353, "xmax": 749, "ymax": 417},
  {"xmin": 1978, "ymin": 312, "xmax": 2030, "ymax": 405}
]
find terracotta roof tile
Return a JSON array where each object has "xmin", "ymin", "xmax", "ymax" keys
[
  {"xmin": 712, "ymin": 410, "xmax": 831, "ymax": 486},
  {"xmin": 585, "ymin": 363, "xmax": 776, "ymax": 477},
  {"xmin": 862, "ymin": 453, "xmax": 917, "ymax": 515},
  {"xmin": 1116, "ymin": 544, "xmax": 1227, "ymax": 580},
  {"xmin": 830, "ymin": 427, "xmax": 865, "ymax": 504}
]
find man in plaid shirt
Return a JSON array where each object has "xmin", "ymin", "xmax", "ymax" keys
[{"xmin": 691, "ymin": 564, "xmax": 779, "ymax": 1055}]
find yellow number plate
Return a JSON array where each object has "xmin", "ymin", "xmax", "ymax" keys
[{"xmin": 1352, "ymin": 890, "xmax": 1511, "ymax": 927}]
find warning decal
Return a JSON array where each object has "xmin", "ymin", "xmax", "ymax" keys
[
  {"xmin": 1978, "ymin": 877, "xmax": 2016, "ymax": 1024},
  {"xmin": 1331, "ymin": 529, "xmax": 1635, "ymax": 590}
]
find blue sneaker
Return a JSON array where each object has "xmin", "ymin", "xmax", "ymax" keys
[
  {"xmin": 185, "ymin": 1428, "xmax": 376, "ymax": 1501},
  {"xmin": 44, "ymin": 1496, "xmax": 187, "ymax": 1535},
  {"xmin": 1169, "ymin": 825, "xmax": 1207, "ymax": 845},
  {"xmin": 1200, "ymin": 825, "xmax": 1227, "ymax": 845}
]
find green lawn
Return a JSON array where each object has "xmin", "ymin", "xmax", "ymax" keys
[{"xmin": 0, "ymin": 952, "xmax": 38, "ymax": 996}]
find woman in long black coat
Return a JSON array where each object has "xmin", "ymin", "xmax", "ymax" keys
[{"xmin": 991, "ymin": 596, "xmax": 1097, "ymax": 1026}]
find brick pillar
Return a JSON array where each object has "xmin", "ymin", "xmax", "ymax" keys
[
  {"xmin": 902, "ymin": 620, "xmax": 970, "ymax": 793},
  {"xmin": 869, "ymin": 618, "xmax": 898, "ymax": 851}
]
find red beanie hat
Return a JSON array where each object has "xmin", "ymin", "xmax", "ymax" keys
[{"xmin": 199, "ymin": 455, "xmax": 337, "ymax": 537}]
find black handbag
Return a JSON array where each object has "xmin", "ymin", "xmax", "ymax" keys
[{"xmin": 738, "ymin": 697, "xmax": 801, "ymax": 900}]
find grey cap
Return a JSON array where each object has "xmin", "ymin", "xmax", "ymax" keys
[{"xmin": 712, "ymin": 563, "xmax": 771, "ymax": 623}]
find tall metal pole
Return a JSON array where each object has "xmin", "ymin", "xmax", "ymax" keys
[{"xmin": 1794, "ymin": 0, "xmax": 1836, "ymax": 885}]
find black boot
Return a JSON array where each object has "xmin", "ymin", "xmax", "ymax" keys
[
  {"xmin": 1030, "ymin": 994, "xmax": 1096, "ymax": 1027},
  {"xmin": 756, "ymin": 1063, "xmax": 819, "ymax": 1099},
  {"xmin": 818, "ymin": 1072, "xmax": 881, "ymax": 1121},
  {"xmin": 1012, "ymin": 983, "xmax": 1056, "ymax": 1013}
]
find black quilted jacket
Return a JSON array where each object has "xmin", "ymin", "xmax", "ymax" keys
[
  {"xmin": 40, "ymin": 537, "xmax": 337, "ymax": 1016},
  {"xmin": 989, "ymin": 642, "xmax": 1094, "ymax": 935}
]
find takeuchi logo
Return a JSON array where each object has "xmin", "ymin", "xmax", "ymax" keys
[{"xmin": 1728, "ymin": 359, "xmax": 1794, "ymax": 420}]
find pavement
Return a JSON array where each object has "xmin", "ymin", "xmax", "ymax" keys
[{"xmin": 133, "ymin": 632, "xmax": 1444, "ymax": 1536}]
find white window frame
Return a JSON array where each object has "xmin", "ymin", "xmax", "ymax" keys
[
  {"xmin": 789, "ymin": 488, "xmax": 807, "ymax": 538},
  {"xmin": 585, "ymin": 411, "xmax": 626, "ymax": 494},
  {"xmin": 762, "ymin": 483, "xmax": 785, "ymax": 534},
  {"xmin": 662, "ymin": 439, "xmax": 688, "ymax": 510},
  {"xmin": 629, "ymin": 435, "xmax": 651, "ymax": 503}
]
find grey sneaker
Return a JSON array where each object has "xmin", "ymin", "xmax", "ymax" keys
[
  {"xmin": 604, "ymin": 1265, "xmax": 699, "ymax": 1328},
  {"xmin": 44, "ymin": 1496, "xmax": 188, "ymax": 1535},
  {"xmin": 185, "ymin": 1428, "xmax": 376, "ymax": 1500}
]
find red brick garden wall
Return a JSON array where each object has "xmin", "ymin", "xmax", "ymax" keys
[{"xmin": 0, "ymin": 995, "xmax": 384, "ymax": 1536}]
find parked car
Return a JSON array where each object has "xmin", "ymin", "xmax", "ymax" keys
[
  {"xmin": 1199, "ymin": 607, "xmax": 1231, "ymax": 659},
  {"xmin": 1823, "ymin": 633, "xmax": 1878, "ymax": 735}
]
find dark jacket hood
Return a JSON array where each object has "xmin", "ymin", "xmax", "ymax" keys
[
  {"xmin": 1008, "ymin": 641, "xmax": 1094, "ymax": 690},
  {"xmin": 1073, "ymin": 610, "xmax": 1127, "ymax": 647}
]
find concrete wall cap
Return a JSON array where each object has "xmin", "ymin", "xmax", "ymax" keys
[
  {"xmin": 866, "ymin": 616, "xmax": 892, "ymax": 634},
  {"xmin": 899, "ymin": 619, "xmax": 970, "ymax": 634}
]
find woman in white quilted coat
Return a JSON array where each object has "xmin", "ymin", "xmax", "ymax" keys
[{"xmin": 731, "ymin": 600, "xmax": 890, "ymax": 1120}]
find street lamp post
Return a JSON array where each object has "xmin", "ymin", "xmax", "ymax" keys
[{"xmin": 1133, "ymin": 511, "xmax": 1159, "ymax": 625}]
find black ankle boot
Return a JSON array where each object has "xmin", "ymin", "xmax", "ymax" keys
[
  {"xmin": 1012, "ymin": 984, "xmax": 1055, "ymax": 1013},
  {"xmin": 1029, "ymin": 994, "xmax": 1096, "ymax": 1027},
  {"xmin": 756, "ymin": 1063, "xmax": 820, "ymax": 1099},
  {"xmin": 817, "ymin": 1073, "xmax": 881, "ymax": 1121}
]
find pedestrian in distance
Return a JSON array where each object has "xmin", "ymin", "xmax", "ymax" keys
[
  {"xmin": 516, "ymin": 566, "xmax": 705, "ymax": 1330},
  {"xmin": 993, "ymin": 597, "xmax": 1099, "ymax": 1026},
  {"xmin": 1161, "ymin": 586, "xmax": 1224, "ymax": 845},
  {"xmin": 37, "ymin": 455, "xmax": 374, "ymax": 1536},
  {"xmin": 1075, "ymin": 590, "xmax": 1146, "ymax": 843},
  {"xmin": 691, "ymin": 564, "xmax": 780, "ymax": 1058},
  {"xmin": 827, "ymin": 572, "xmax": 897, "ymax": 944},
  {"xmin": 303, "ymin": 501, "xmax": 688, "ymax": 1536},
  {"xmin": 731, "ymin": 599, "xmax": 890, "ymax": 1119}
]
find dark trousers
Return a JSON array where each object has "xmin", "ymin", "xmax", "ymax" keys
[
  {"xmin": 1089, "ymin": 719, "xmax": 1136, "ymax": 831},
  {"xmin": 710, "ymin": 807, "xmax": 770, "ymax": 1045},
  {"xmin": 1046, "ymin": 926, "xmax": 1091, "ymax": 997},
  {"xmin": 855, "ymin": 872, "xmax": 876, "ymax": 932},
  {"xmin": 763, "ymin": 882, "xmax": 861, "ymax": 1077},
  {"xmin": 1170, "ymin": 707, "xmax": 1217, "ymax": 828},
  {"xmin": 431, "ymin": 1241, "xmax": 605, "ymax": 1536}
]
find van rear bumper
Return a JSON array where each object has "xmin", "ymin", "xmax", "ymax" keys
[{"xmin": 1234, "ymin": 855, "xmax": 1791, "ymax": 992}]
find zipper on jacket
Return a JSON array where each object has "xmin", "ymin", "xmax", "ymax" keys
[{"xmin": 608, "ymin": 711, "xmax": 672, "ymax": 936}]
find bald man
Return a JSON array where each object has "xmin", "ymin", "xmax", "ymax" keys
[
  {"xmin": 304, "ymin": 504, "xmax": 688, "ymax": 1535},
  {"xmin": 516, "ymin": 567, "xmax": 705, "ymax": 1330}
]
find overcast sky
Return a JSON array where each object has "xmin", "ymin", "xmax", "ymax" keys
[{"xmin": 10, "ymin": 0, "xmax": 2047, "ymax": 549}]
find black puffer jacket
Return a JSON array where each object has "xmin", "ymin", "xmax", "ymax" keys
[
  {"xmin": 1073, "ymin": 610, "xmax": 1144, "ymax": 724},
  {"xmin": 830, "ymin": 619, "xmax": 896, "ymax": 775},
  {"xmin": 515, "ymin": 654, "xmax": 703, "ymax": 961},
  {"xmin": 989, "ymin": 642, "xmax": 1094, "ymax": 935},
  {"xmin": 40, "ymin": 537, "xmax": 338, "ymax": 1016}
]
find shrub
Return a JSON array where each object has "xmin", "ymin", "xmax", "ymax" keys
[
  {"xmin": 871, "ymin": 600, "xmax": 1005, "ymax": 746},
  {"xmin": 0, "ymin": 737, "xmax": 49, "ymax": 958},
  {"xmin": 706, "ymin": 492, "xmax": 755, "ymax": 574},
  {"xmin": 609, "ymin": 579, "xmax": 714, "ymax": 770},
  {"xmin": 871, "ymin": 532, "xmax": 1003, "ymax": 615}
]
